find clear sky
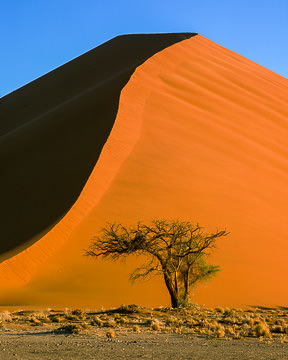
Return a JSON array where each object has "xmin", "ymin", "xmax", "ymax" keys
[{"xmin": 1, "ymin": 0, "xmax": 287, "ymax": 97}]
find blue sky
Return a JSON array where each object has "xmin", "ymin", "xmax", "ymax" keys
[{"xmin": 1, "ymin": 0, "xmax": 287, "ymax": 97}]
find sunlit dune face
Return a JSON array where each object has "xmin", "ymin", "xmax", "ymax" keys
[{"xmin": 0, "ymin": 35, "xmax": 287, "ymax": 308}]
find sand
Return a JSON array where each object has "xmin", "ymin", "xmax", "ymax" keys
[
  {"xmin": 1, "ymin": 331, "xmax": 287, "ymax": 360},
  {"xmin": 0, "ymin": 33, "xmax": 194, "ymax": 256},
  {"xmin": 0, "ymin": 306, "xmax": 287, "ymax": 359},
  {"xmin": 0, "ymin": 34, "xmax": 287, "ymax": 309}
]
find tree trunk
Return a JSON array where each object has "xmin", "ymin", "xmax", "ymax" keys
[
  {"xmin": 183, "ymin": 272, "xmax": 189, "ymax": 301},
  {"xmin": 170, "ymin": 294, "xmax": 179, "ymax": 308},
  {"xmin": 163, "ymin": 273, "xmax": 179, "ymax": 308}
]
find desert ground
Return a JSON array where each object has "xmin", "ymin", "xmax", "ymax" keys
[{"xmin": 0, "ymin": 305, "xmax": 287, "ymax": 359}]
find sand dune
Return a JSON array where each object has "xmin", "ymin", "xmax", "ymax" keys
[
  {"xmin": 0, "ymin": 34, "xmax": 287, "ymax": 308},
  {"xmin": 0, "ymin": 33, "xmax": 194, "ymax": 257}
]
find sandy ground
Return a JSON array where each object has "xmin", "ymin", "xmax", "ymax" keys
[
  {"xmin": 0, "ymin": 329, "xmax": 287, "ymax": 360},
  {"xmin": 0, "ymin": 306, "xmax": 288, "ymax": 359}
]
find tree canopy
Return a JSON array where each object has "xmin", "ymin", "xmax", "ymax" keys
[{"xmin": 85, "ymin": 219, "xmax": 229, "ymax": 308}]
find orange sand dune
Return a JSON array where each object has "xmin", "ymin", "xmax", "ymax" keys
[
  {"xmin": 0, "ymin": 34, "xmax": 287, "ymax": 308},
  {"xmin": 0, "ymin": 33, "xmax": 193, "ymax": 257}
]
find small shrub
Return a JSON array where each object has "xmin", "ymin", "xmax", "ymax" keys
[
  {"xmin": 200, "ymin": 319, "xmax": 209, "ymax": 328},
  {"xmin": 91, "ymin": 316, "xmax": 103, "ymax": 327},
  {"xmin": 55, "ymin": 322, "xmax": 91, "ymax": 334},
  {"xmin": 215, "ymin": 324, "xmax": 225, "ymax": 338},
  {"xmin": 246, "ymin": 317, "xmax": 255, "ymax": 326},
  {"xmin": 56, "ymin": 324, "xmax": 82, "ymax": 334},
  {"xmin": 0, "ymin": 311, "xmax": 12, "ymax": 322},
  {"xmin": 223, "ymin": 308, "xmax": 233, "ymax": 316},
  {"xmin": 33, "ymin": 312, "xmax": 50, "ymax": 322},
  {"xmin": 27, "ymin": 316, "xmax": 43, "ymax": 326},
  {"xmin": 233, "ymin": 332, "xmax": 243, "ymax": 339},
  {"xmin": 72, "ymin": 309, "xmax": 85, "ymax": 317},
  {"xmin": 80, "ymin": 322, "xmax": 91, "ymax": 330},
  {"xmin": 241, "ymin": 323, "xmax": 250, "ymax": 336},
  {"xmin": 215, "ymin": 307, "xmax": 224, "ymax": 314},
  {"xmin": 272, "ymin": 325, "xmax": 283, "ymax": 334},
  {"xmin": 65, "ymin": 314, "xmax": 80, "ymax": 321},
  {"xmin": 106, "ymin": 329, "xmax": 115, "ymax": 339},
  {"xmin": 133, "ymin": 325, "xmax": 140, "ymax": 333},
  {"xmin": 174, "ymin": 326, "xmax": 183, "ymax": 334},
  {"xmin": 223, "ymin": 316, "xmax": 237, "ymax": 325},
  {"xmin": 103, "ymin": 319, "xmax": 117, "ymax": 328},
  {"xmin": 151, "ymin": 319, "xmax": 161, "ymax": 331},
  {"xmin": 50, "ymin": 315, "xmax": 63, "ymax": 323},
  {"xmin": 272, "ymin": 324, "xmax": 288, "ymax": 334},
  {"xmin": 187, "ymin": 318, "xmax": 197, "ymax": 327},
  {"xmin": 166, "ymin": 316, "xmax": 179, "ymax": 326},
  {"xmin": 280, "ymin": 336, "xmax": 288, "ymax": 344},
  {"xmin": 65, "ymin": 309, "xmax": 86, "ymax": 321},
  {"xmin": 255, "ymin": 322, "xmax": 270, "ymax": 338},
  {"xmin": 275, "ymin": 319, "xmax": 286, "ymax": 326},
  {"xmin": 225, "ymin": 326, "xmax": 236, "ymax": 335},
  {"xmin": 146, "ymin": 318, "xmax": 153, "ymax": 326},
  {"xmin": 119, "ymin": 304, "xmax": 141, "ymax": 314},
  {"xmin": 207, "ymin": 320, "xmax": 219, "ymax": 331},
  {"xmin": 118, "ymin": 317, "xmax": 129, "ymax": 326}
]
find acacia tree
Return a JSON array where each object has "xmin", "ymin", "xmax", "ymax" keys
[{"xmin": 85, "ymin": 219, "xmax": 229, "ymax": 308}]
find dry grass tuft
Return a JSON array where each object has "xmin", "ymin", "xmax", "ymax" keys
[
  {"xmin": 166, "ymin": 316, "xmax": 179, "ymax": 326},
  {"xmin": 255, "ymin": 321, "xmax": 270, "ymax": 338},
  {"xmin": 133, "ymin": 325, "xmax": 140, "ymax": 333},
  {"xmin": 72, "ymin": 309, "xmax": 86, "ymax": 318},
  {"xmin": 103, "ymin": 319, "xmax": 117, "ymax": 328},
  {"xmin": 27, "ymin": 316, "xmax": 43, "ymax": 326},
  {"xmin": 150, "ymin": 319, "xmax": 161, "ymax": 331},
  {"xmin": 215, "ymin": 324, "xmax": 225, "ymax": 338},
  {"xmin": 1, "ymin": 305, "xmax": 287, "ymax": 343},
  {"xmin": 91, "ymin": 316, "xmax": 103, "ymax": 327},
  {"xmin": 0, "ymin": 311, "xmax": 12, "ymax": 322},
  {"xmin": 32, "ymin": 311, "xmax": 50, "ymax": 322},
  {"xmin": 118, "ymin": 304, "xmax": 142, "ymax": 314},
  {"xmin": 117, "ymin": 317, "xmax": 129, "ymax": 326},
  {"xmin": 275, "ymin": 318, "xmax": 286, "ymax": 326},
  {"xmin": 106, "ymin": 329, "xmax": 115, "ymax": 339},
  {"xmin": 215, "ymin": 307, "xmax": 224, "ymax": 314},
  {"xmin": 225, "ymin": 326, "xmax": 236, "ymax": 336},
  {"xmin": 50, "ymin": 315, "xmax": 63, "ymax": 323},
  {"xmin": 55, "ymin": 322, "xmax": 91, "ymax": 334}
]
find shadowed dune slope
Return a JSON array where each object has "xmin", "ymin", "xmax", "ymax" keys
[
  {"xmin": 0, "ymin": 34, "xmax": 287, "ymax": 308},
  {"xmin": 0, "ymin": 33, "xmax": 195, "ymax": 256}
]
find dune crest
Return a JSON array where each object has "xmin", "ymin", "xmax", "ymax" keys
[
  {"xmin": 0, "ymin": 58, "xmax": 150, "ymax": 285},
  {"xmin": 0, "ymin": 33, "xmax": 194, "ymax": 256}
]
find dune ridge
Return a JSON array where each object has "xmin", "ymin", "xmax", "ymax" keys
[
  {"xmin": 0, "ymin": 34, "xmax": 287, "ymax": 307},
  {"xmin": 0, "ymin": 52, "xmax": 154, "ymax": 285},
  {"xmin": 0, "ymin": 33, "xmax": 196, "ymax": 284},
  {"xmin": 0, "ymin": 33, "xmax": 195, "ymax": 256}
]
